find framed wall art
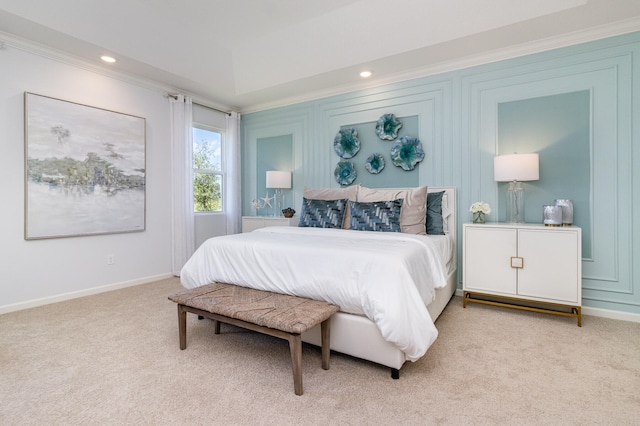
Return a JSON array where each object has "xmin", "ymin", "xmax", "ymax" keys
[{"xmin": 24, "ymin": 92, "xmax": 146, "ymax": 240}]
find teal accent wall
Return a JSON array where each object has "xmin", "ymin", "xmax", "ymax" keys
[
  {"xmin": 255, "ymin": 135, "xmax": 293, "ymax": 216},
  {"xmin": 242, "ymin": 31, "xmax": 640, "ymax": 315},
  {"xmin": 336, "ymin": 115, "xmax": 420, "ymax": 188},
  {"xmin": 498, "ymin": 91, "xmax": 591, "ymax": 257}
]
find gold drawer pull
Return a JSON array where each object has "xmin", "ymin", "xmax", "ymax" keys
[{"xmin": 511, "ymin": 257, "xmax": 524, "ymax": 268}]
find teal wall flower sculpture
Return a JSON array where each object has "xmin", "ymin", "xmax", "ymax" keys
[
  {"xmin": 375, "ymin": 113, "xmax": 403, "ymax": 140},
  {"xmin": 333, "ymin": 128, "xmax": 360, "ymax": 159},
  {"xmin": 334, "ymin": 160, "xmax": 357, "ymax": 186},
  {"xmin": 390, "ymin": 136, "xmax": 425, "ymax": 171},
  {"xmin": 365, "ymin": 153, "xmax": 385, "ymax": 174}
]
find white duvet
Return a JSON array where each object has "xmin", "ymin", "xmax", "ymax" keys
[{"xmin": 180, "ymin": 226, "xmax": 450, "ymax": 361}]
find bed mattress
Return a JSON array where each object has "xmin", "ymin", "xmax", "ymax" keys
[{"xmin": 180, "ymin": 226, "xmax": 451, "ymax": 360}]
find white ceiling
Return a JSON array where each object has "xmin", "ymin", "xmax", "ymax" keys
[{"xmin": 1, "ymin": 0, "xmax": 640, "ymax": 112}]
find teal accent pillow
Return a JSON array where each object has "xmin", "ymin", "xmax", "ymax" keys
[
  {"xmin": 349, "ymin": 199, "xmax": 403, "ymax": 232},
  {"xmin": 426, "ymin": 191, "xmax": 445, "ymax": 235},
  {"xmin": 298, "ymin": 198, "xmax": 347, "ymax": 228}
]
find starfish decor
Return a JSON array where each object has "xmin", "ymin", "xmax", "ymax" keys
[{"xmin": 261, "ymin": 191, "xmax": 274, "ymax": 208}]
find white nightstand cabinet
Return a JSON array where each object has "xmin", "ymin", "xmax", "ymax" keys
[
  {"xmin": 241, "ymin": 216, "xmax": 299, "ymax": 233},
  {"xmin": 463, "ymin": 223, "xmax": 582, "ymax": 326}
]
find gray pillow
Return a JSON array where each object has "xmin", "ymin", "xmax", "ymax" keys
[
  {"xmin": 298, "ymin": 198, "xmax": 348, "ymax": 228},
  {"xmin": 426, "ymin": 191, "xmax": 445, "ymax": 235},
  {"xmin": 349, "ymin": 199, "xmax": 403, "ymax": 232}
]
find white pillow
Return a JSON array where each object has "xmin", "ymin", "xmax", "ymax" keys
[
  {"xmin": 357, "ymin": 186, "xmax": 428, "ymax": 235},
  {"xmin": 303, "ymin": 185, "xmax": 359, "ymax": 229}
]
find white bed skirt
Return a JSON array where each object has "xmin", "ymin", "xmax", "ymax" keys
[{"xmin": 301, "ymin": 268, "xmax": 457, "ymax": 370}]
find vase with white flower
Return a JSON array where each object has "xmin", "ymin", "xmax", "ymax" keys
[{"xmin": 470, "ymin": 201, "xmax": 491, "ymax": 224}]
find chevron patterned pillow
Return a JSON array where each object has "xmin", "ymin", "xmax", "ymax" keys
[
  {"xmin": 349, "ymin": 199, "xmax": 403, "ymax": 232},
  {"xmin": 298, "ymin": 198, "xmax": 348, "ymax": 228}
]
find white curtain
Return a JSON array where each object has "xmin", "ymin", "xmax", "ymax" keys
[
  {"xmin": 170, "ymin": 95, "xmax": 195, "ymax": 276},
  {"xmin": 225, "ymin": 111, "xmax": 242, "ymax": 235}
]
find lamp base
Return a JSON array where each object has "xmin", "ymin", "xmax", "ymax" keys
[
  {"xmin": 506, "ymin": 181, "xmax": 525, "ymax": 223},
  {"xmin": 273, "ymin": 189, "xmax": 283, "ymax": 217}
]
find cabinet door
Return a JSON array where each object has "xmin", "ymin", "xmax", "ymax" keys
[
  {"xmin": 517, "ymin": 229, "xmax": 580, "ymax": 303},
  {"xmin": 464, "ymin": 226, "xmax": 518, "ymax": 295}
]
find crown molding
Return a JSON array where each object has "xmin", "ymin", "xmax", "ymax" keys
[
  {"xmin": 241, "ymin": 18, "xmax": 640, "ymax": 114},
  {"xmin": 3, "ymin": 16, "xmax": 639, "ymax": 116},
  {"xmin": 0, "ymin": 30, "xmax": 237, "ymax": 113},
  {"xmin": 0, "ymin": 30, "xmax": 167, "ymax": 93}
]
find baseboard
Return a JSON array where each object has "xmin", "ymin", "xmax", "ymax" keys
[
  {"xmin": 0, "ymin": 273, "xmax": 174, "ymax": 315},
  {"xmin": 581, "ymin": 306, "xmax": 640, "ymax": 323},
  {"xmin": 454, "ymin": 289, "xmax": 640, "ymax": 324}
]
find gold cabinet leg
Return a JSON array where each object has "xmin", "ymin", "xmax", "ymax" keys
[{"xmin": 574, "ymin": 306, "xmax": 582, "ymax": 327}]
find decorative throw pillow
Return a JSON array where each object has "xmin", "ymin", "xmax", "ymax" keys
[
  {"xmin": 426, "ymin": 191, "xmax": 445, "ymax": 235},
  {"xmin": 356, "ymin": 186, "xmax": 427, "ymax": 235},
  {"xmin": 303, "ymin": 185, "xmax": 359, "ymax": 229},
  {"xmin": 298, "ymin": 198, "xmax": 348, "ymax": 228},
  {"xmin": 349, "ymin": 199, "xmax": 403, "ymax": 232}
]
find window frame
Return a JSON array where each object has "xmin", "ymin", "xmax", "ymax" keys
[{"xmin": 192, "ymin": 123, "xmax": 225, "ymax": 214}]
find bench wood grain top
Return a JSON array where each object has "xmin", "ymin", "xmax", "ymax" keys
[{"xmin": 168, "ymin": 282, "xmax": 339, "ymax": 334}]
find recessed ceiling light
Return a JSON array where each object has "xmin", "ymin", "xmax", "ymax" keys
[
  {"xmin": 101, "ymin": 55, "xmax": 116, "ymax": 63},
  {"xmin": 360, "ymin": 70, "xmax": 372, "ymax": 78}
]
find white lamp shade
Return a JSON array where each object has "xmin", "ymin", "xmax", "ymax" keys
[
  {"xmin": 265, "ymin": 171, "xmax": 291, "ymax": 189},
  {"xmin": 494, "ymin": 153, "xmax": 539, "ymax": 182}
]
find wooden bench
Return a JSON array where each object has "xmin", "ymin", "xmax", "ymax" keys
[{"xmin": 168, "ymin": 282, "xmax": 339, "ymax": 395}]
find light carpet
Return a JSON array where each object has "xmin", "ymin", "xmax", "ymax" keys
[{"xmin": 1, "ymin": 277, "xmax": 638, "ymax": 425}]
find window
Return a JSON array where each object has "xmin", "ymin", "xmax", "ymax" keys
[{"xmin": 192, "ymin": 125, "xmax": 223, "ymax": 212}]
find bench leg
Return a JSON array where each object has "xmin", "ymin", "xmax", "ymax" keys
[
  {"xmin": 178, "ymin": 304, "xmax": 187, "ymax": 350},
  {"xmin": 288, "ymin": 334, "xmax": 303, "ymax": 395},
  {"xmin": 321, "ymin": 319, "xmax": 331, "ymax": 370}
]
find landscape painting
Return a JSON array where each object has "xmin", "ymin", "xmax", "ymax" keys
[{"xmin": 24, "ymin": 92, "xmax": 146, "ymax": 239}]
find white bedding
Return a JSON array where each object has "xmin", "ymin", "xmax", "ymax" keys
[{"xmin": 180, "ymin": 226, "xmax": 450, "ymax": 361}]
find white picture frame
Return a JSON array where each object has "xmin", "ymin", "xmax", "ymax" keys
[{"xmin": 24, "ymin": 92, "xmax": 146, "ymax": 239}]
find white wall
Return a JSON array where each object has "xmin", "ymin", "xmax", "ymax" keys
[{"xmin": 0, "ymin": 44, "xmax": 173, "ymax": 312}]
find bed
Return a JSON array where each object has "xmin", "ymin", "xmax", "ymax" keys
[{"xmin": 180, "ymin": 186, "xmax": 457, "ymax": 378}]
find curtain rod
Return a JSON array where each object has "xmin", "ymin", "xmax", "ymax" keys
[{"xmin": 165, "ymin": 93, "xmax": 231, "ymax": 116}]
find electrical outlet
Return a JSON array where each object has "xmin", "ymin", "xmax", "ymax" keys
[{"xmin": 107, "ymin": 254, "xmax": 115, "ymax": 265}]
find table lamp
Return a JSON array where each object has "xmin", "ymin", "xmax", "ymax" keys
[
  {"xmin": 266, "ymin": 171, "xmax": 291, "ymax": 217},
  {"xmin": 494, "ymin": 153, "xmax": 539, "ymax": 223}
]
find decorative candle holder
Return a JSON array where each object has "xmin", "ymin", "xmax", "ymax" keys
[
  {"xmin": 543, "ymin": 205, "xmax": 562, "ymax": 226},
  {"xmin": 555, "ymin": 199, "xmax": 573, "ymax": 226}
]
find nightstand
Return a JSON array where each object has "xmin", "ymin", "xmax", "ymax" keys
[
  {"xmin": 462, "ymin": 222, "xmax": 582, "ymax": 326},
  {"xmin": 241, "ymin": 216, "xmax": 299, "ymax": 233}
]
